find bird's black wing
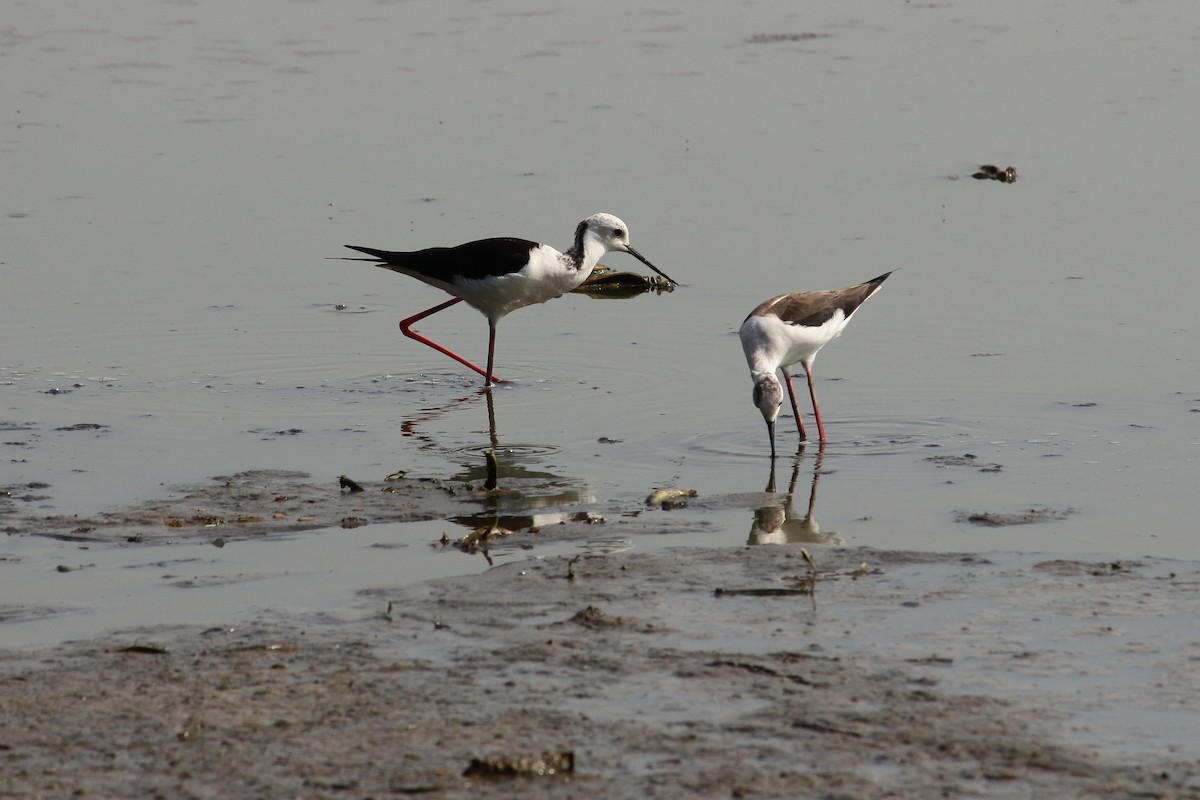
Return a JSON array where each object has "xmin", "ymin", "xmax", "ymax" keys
[{"xmin": 344, "ymin": 238, "xmax": 541, "ymax": 282}]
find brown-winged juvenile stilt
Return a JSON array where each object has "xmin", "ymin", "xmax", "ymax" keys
[
  {"xmin": 739, "ymin": 271, "xmax": 892, "ymax": 456},
  {"xmin": 343, "ymin": 213, "xmax": 676, "ymax": 386}
]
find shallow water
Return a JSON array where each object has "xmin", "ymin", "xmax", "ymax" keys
[{"xmin": 4, "ymin": 0, "xmax": 1200, "ymax": 646}]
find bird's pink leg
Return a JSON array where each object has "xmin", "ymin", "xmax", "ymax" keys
[
  {"xmin": 484, "ymin": 320, "xmax": 498, "ymax": 388},
  {"xmin": 805, "ymin": 367, "xmax": 827, "ymax": 443},
  {"xmin": 781, "ymin": 370, "xmax": 808, "ymax": 442},
  {"xmin": 399, "ymin": 298, "xmax": 503, "ymax": 385}
]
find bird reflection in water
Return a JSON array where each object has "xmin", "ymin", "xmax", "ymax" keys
[
  {"xmin": 750, "ymin": 448, "xmax": 844, "ymax": 546},
  {"xmin": 398, "ymin": 387, "xmax": 597, "ymax": 563},
  {"xmin": 398, "ymin": 384, "xmax": 500, "ymax": 455}
]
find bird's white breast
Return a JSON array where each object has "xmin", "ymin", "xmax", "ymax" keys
[
  {"xmin": 740, "ymin": 308, "xmax": 848, "ymax": 372},
  {"xmin": 456, "ymin": 244, "xmax": 587, "ymax": 320}
]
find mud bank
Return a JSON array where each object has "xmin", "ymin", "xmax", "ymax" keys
[{"xmin": 3, "ymin": 542, "xmax": 1200, "ymax": 799}]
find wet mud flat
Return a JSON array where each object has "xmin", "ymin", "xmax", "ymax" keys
[
  {"xmin": 4, "ymin": 536, "xmax": 1200, "ymax": 798},
  {"xmin": 0, "ymin": 469, "xmax": 490, "ymax": 544}
]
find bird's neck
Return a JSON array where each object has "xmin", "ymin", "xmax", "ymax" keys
[
  {"xmin": 749, "ymin": 365, "xmax": 780, "ymax": 385},
  {"xmin": 564, "ymin": 231, "xmax": 605, "ymax": 273}
]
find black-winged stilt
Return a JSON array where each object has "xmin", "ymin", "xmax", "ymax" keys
[
  {"xmin": 343, "ymin": 213, "xmax": 675, "ymax": 386},
  {"xmin": 739, "ymin": 271, "xmax": 892, "ymax": 456}
]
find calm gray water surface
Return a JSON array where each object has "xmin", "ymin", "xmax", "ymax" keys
[{"xmin": 3, "ymin": 0, "xmax": 1199, "ymax": 644}]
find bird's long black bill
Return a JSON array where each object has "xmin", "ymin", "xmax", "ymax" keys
[
  {"xmin": 625, "ymin": 245, "xmax": 678, "ymax": 286},
  {"xmin": 767, "ymin": 419, "xmax": 776, "ymax": 460}
]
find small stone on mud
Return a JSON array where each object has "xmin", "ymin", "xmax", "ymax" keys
[{"xmin": 463, "ymin": 750, "xmax": 574, "ymax": 779}]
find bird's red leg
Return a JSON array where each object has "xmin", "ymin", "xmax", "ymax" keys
[
  {"xmin": 805, "ymin": 367, "xmax": 827, "ymax": 443},
  {"xmin": 399, "ymin": 298, "xmax": 503, "ymax": 384},
  {"xmin": 485, "ymin": 320, "xmax": 498, "ymax": 388},
  {"xmin": 781, "ymin": 370, "xmax": 808, "ymax": 442}
]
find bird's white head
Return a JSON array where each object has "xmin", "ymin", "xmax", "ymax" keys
[
  {"xmin": 574, "ymin": 214, "xmax": 677, "ymax": 285},
  {"xmin": 580, "ymin": 213, "xmax": 634, "ymax": 254}
]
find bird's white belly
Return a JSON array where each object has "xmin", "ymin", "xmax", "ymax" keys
[{"xmin": 457, "ymin": 267, "xmax": 584, "ymax": 320}]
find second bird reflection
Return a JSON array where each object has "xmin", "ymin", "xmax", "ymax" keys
[{"xmin": 749, "ymin": 450, "xmax": 844, "ymax": 547}]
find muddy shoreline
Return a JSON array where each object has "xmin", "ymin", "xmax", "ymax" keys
[
  {"xmin": 4, "ymin": 553, "xmax": 1200, "ymax": 795},
  {"xmin": 4, "ymin": 472, "xmax": 1200, "ymax": 797}
]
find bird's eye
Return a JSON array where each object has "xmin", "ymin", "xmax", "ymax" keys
[{"xmin": 613, "ymin": 228, "xmax": 625, "ymax": 238}]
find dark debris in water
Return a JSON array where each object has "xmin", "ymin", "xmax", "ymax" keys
[
  {"xmin": 715, "ymin": 586, "xmax": 813, "ymax": 597},
  {"xmin": 338, "ymin": 475, "xmax": 365, "ymax": 493},
  {"xmin": 1033, "ymin": 559, "xmax": 1136, "ymax": 577},
  {"xmin": 954, "ymin": 507, "xmax": 1076, "ymax": 527},
  {"xmin": 946, "ymin": 164, "xmax": 1018, "ymax": 183},
  {"xmin": 645, "ymin": 488, "xmax": 698, "ymax": 509},
  {"xmin": 925, "ymin": 453, "xmax": 1003, "ymax": 473},
  {"xmin": 56, "ymin": 562, "xmax": 95, "ymax": 573},
  {"xmin": 115, "ymin": 642, "xmax": 170, "ymax": 655},
  {"xmin": 744, "ymin": 32, "xmax": 832, "ymax": 44},
  {"xmin": 54, "ymin": 423, "xmax": 109, "ymax": 432},
  {"xmin": 973, "ymin": 164, "xmax": 1018, "ymax": 183},
  {"xmin": 5, "ymin": 481, "xmax": 50, "ymax": 492},
  {"xmin": 572, "ymin": 265, "xmax": 675, "ymax": 299},
  {"xmin": 249, "ymin": 427, "xmax": 304, "ymax": 439}
]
